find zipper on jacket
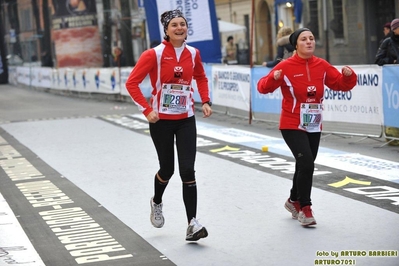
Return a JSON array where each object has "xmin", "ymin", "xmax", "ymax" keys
[{"xmin": 306, "ymin": 60, "xmax": 311, "ymax": 81}]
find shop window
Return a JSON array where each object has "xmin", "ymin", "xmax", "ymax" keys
[
  {"xmin": 330, "ymin": 0, "xmax": 344, "ymax": 39},
  {"xmin": 307, "ymin": 0, "xmax": 319, "ymax": 39},
  {"xmin": 19, "ymin": 9, "xmax": 33, "ymax": 32}
]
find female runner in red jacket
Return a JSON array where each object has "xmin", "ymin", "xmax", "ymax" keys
[
  {"xmin": 257, "ymin": 28, "xmax": 357, "ymax": 226},
  {"xmin": 125, "ymin": 9, "xmax": 212, "ymax": 241}
]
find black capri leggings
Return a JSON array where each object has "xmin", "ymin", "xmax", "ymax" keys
[
  {"xmin": 149, "ymin": 116, "xmax": 197, "ymax": 183},
  {"xmin": 281, "ymin": 129, "xmax": 321, "ymax": 207}
]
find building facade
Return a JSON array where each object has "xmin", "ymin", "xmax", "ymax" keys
[
  {"xmin": 1, "ymin": 0, "xmax": 398, "ymax": 67},
  {"xmin": 215, "ymin": 0, "xmax": 399, "ymax": 65}
]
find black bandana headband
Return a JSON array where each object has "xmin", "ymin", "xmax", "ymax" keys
[
  {"xmin": 160, "ymin": 9, "xmax": 187, "ymax": 33},
  {"xmin": 289, "ymin": 28, "xmax": 311, "ymax": 49}
]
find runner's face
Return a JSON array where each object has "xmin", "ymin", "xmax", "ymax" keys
[
  {"xmin": 166, "ymin": 17, "xmax": 187, "ymax": 46},
  {"xmin": 296, "ymin": 31, "xmax": 315, "ymax": 59}
]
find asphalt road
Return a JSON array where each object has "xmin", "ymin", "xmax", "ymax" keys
[
  {"xmin": 1, "ymin": 84, "xmax": 397, "ymax": 162},
  {"xmin": 1, "ymin": 84, "xmax": 398, "ymax": 266}
]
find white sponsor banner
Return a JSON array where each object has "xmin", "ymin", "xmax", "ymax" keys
[
  {"xmin": 51, "ymin": 68, "xmax": 66, "ymax": 90},
  {"xmin": 323, "ymin": 65, "xmax": 383, "ymax": 125},
  {"xmin": 121, "ymin": 67, "xmax": 152, "ymax": 98},
  {"xmin": 17, "ymin": 67, "xmax": 30, "ymax": 85},
  {"xmin": 155, "ymin": 0, "xmax": 213, "ymax": 42},
  {"xmin": 52, "ymin": 68, "xmax": 74, "ymax": 90},
  {"xmin": 47, "ymin": 67, "xmax": 121, "ymax": 93},
  {"xmin": 7, "ymin": 66, "xmax": 18, "ymax": 85},
  {"xmin": 84, "ymin": 68, "xmax": 121, "ymax": 94},
  {"xmin": 211, "ymin": 65, "xmax": 250, "ymax": 111},
  {"xmin": 317, "ymin": 153, "xmax": 399, "ymax": 182},
  {"xmin": 120, "ymin": 67, "xmax": 152, "ymax": 98},
  {"xmin": 120, "ymin": 67, "xmax": 132, "ymax": 96},
  {"xmin": 31, "ymin": 67, "xmax": 52, "ymax": 88}
]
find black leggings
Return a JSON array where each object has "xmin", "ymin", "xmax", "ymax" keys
[
  {"xmin": 150, "ymin": 116, "xmax": 198, "ymax": 221},
  {"xmin": 149, "ymin": 116, "xmax": 197, "ymax": 182},
  {"xmin": 281, "ymin": 129, "xmax": 321, "ymax": 207}
]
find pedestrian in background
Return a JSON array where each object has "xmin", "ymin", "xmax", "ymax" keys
[
  {"xmin": 41, "ymin": 51, "xmax": 53, "ymax": 67},
  {"xmin": 125, "ymin": 9, "xmax": 212, "ymax": 241},
  {"xmin": 223, "ymin": 35, "xmax": 238, "ymax": 64},
  {"xmin": 111, "ymin": 47, "xmax": 126, "ymax": 67},
  {"xmin": 262, "ymin": 26, "xmax": 294, "ymax": 67},
  {"xmin": 375, "ymin": 18, "xmax": 399, "ymax": 145},
  {"xmin": 257, "ymin": 28, "xmax": 357, "ymax": 226},
  {"xmin": 375, "ymin": 18, "xmax": 399, "ymax": 65},
  {"xmin": 379, "ymin": 22, "xmax": 391, "ymax": 46}
]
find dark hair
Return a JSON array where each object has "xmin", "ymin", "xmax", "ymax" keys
[
  {"xmin": 227, "ymin": 36, "xmax": 234, "ymax": 42},
  {"xmin": 289, "ymin": 28, "xmax": 311, "ymax": 48}
]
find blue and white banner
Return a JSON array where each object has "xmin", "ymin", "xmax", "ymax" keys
[
  {"xmin": 251, "ymin": 67, "xmax": 281, "ymax": 114},
  {"xmin": 144, "ymin": 0, "xmax": 222, "ymax": 63},
  {"xmin": 382, "ymin": 65, "xmax": 399, "ymax": 128}
]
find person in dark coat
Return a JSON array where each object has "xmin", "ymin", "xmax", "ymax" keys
[
  {"xmin": 41, "ymin": 51, "xmax": 53, "ymax": 67},
  {"xmin": 379, "ymin": 22, "xmax": 391, "ymax": 46},
  {"xmin": 375, "ymin": 18, "xmax": 399, "ymax": 65},
  {"xmin": 111, "ymin": 47, "xmax": 127, "ymax": 67}
]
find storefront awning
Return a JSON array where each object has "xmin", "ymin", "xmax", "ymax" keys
[{"xmin": 218, "ymin": 20, "xmax": 246, "ymax": 34}]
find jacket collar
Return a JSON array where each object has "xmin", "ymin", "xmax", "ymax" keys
[{"xmin": 293, "ymin": 53, "xmax": 315, "ymax": 63}]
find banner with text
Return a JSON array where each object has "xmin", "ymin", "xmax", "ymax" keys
[
  {"xmin": 144, "ymin": 0, "xmax": 222, "ymax": 63},
  {"xmin": 51, "ymin": 0, "xmax": 102, "ymax": 67},
  {"xmin": 323, "ymin": 65, "xmax": 383, "ymax": 125},
  {"xmin": 212, "ymin": 65, "xmax": 251, "ymax": 111},
  {"xmin": 382, "ymin": 65, "xmax": 399, "ymax": 128}
]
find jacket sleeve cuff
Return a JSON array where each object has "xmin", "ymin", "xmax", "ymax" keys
[{"xmin": 143, "ymin": 108, "xmax": 153, "ymax": 117}]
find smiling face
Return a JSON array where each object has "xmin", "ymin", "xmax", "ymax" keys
[
  {"xmin": 166, "ymin": 17, "xmax": 187, "ymax": 47},
  {"xmin": 296, "ymin": 31, "xmax": 315, "ymax": 59}
]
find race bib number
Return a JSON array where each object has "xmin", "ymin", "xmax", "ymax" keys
[
  {"xmin": 299, "ymin": 103, "xmax": 323, "ymax": 132},
  {"xmin": 159, "ymin": 84, "xmax": 191, "ymax": 114}
]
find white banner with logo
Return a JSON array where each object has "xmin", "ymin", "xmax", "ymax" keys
[
  {"xmin": 120, "ymin": 67, "xmax": 152, "ymax": 98},
  {"xmin": 211, "ymin": 65, "xmax": 251, "ymax": 111},
  {"xmin": 323, "ymin": 65, "xmax": 383, "ymax": 125},
  {"xmin": 48, "ymin": 68, "xmax": 121, "ymax": 93}
]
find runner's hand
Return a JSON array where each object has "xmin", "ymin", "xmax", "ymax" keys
[
  {"xmin": 202, "ymin": 103, "xmax": 212, "ymax": 118},
  {"xmin": 274, "ymin": 70, "xmax": 282, "ymax": 80},
  {"xmin": 146, "ymin": 110, "xmax": 159, "ymax": 123},
  {"xmin": 342, "ymin": 66, "xmax": 353, "ymax": 76}
]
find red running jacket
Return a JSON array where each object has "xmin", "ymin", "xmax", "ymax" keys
[
  {"xmin": 257, "ymin": 54, "xmax": 357, "ymax": 131},
  {"xmin": 125, "ymin": 40, "xmax": 210, "ymax": 120}
]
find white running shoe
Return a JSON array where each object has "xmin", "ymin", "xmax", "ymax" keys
[
  {"xmin": 284, "ymin": 198, "xmax": 300, "ymax": 219},
  {"xmin": 298, "ymin": 205, "xmax": 317, "ymax": 226},
  {"xmin": 150, "ymin": 197, "xmax": 164, "ymax": 228},
  {"xmin": 186, "ymin": 218, "xmax": 208, "ymax": 241}
]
